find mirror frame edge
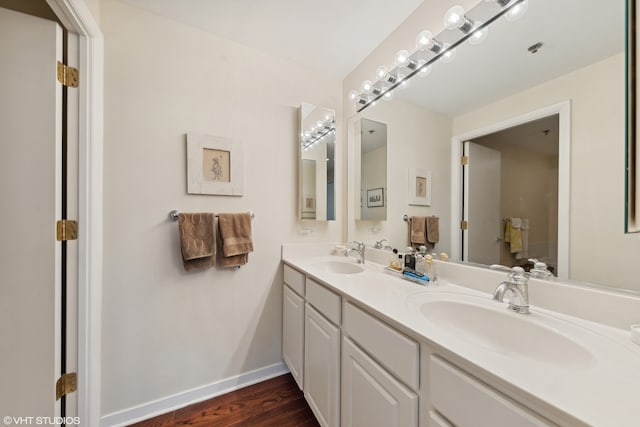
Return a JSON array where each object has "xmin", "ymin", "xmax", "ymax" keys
[{"xmin": 627, "ymin": 0, "xmax": 639, "ymax": 232}]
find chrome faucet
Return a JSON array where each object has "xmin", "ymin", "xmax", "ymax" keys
[
  {"xmin": 491, "ymin": 265, "xmax": 530, "ymax": 314},
  {"xmin": 346, "ymin": 241, "xmax": 366, "ymax": 264}
]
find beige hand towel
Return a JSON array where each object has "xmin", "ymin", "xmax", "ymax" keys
[
  {"xmin": 426, "ymin": 216, "xmax": 439, "ymax": 243},
  {"xmin": 410, "ymin": 216, "xmax": 426, "ymax": 247},
  {"xmin": 218, "ymin": 212, "xmax": 254, "ymax": 268},
  {"xmin": 178, "ymin": 212, "xmax": 215, "ymax": 271}
]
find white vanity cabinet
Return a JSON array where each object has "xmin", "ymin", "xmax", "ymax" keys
[
  {"xmin": 342, "ymin": 302, "xmax": 419, "ymax": 427},
  {"xmin": 282, "ymin": 284, "xmax": 304, "ymax": 389},
  {"xmin": 424, "ymin": 353, "xmax": 558, "ymax": 427},
  {"xmin": 282, "ymin": 265, "xmax": 306, "ymax": 390},
  {"xmin": 304, "ymin": 277, "xmax": 342, "ymax": 427}
]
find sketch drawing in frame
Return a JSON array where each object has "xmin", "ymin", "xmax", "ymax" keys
[
  {"xmin": 187, "ymin": 133, "xmax": 244, "ymax": 196},
  {"xmin": 408, "ymin": 168, "xmax": 432, "ymax": 206}
]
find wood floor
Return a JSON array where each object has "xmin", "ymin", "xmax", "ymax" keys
[{"xmin": 129, "ymin": 374, "xmax": 320, "ymax": 427}]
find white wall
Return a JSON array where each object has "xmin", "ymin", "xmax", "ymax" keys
[
  {"xmin": 454, "ymin": 53, "xmax": 640, "ymax": 291},
  {"xmin": 348, "ymin": 99, "xmax": 452, "ymax": 251},
  {"xmin": 101, "ymin": 0, "xmax": 341, "ymax": 419}
]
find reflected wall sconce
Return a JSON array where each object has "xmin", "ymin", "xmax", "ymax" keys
[{"xmin": 348, "ymin": 0, "xmax": 528, "ymax": 112}]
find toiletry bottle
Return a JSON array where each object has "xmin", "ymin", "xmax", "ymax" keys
[
  {"xmin": 404, "ymin": 248, "xmax": 416, "ymax": 270},
  {"xmin": 415, "ymin": 254, "xmax": 425, "ymax": 275},
  {"xmin": 425, "ymin": 254, "xmax": 439, "ymax": 285},
  {"xmin": 389, "ymin": 249, "xmax": 403, "ymax": 271}
]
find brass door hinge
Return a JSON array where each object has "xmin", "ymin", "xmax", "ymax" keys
[
  {"xmin": 57, "ymin": 61, "xmax": 79, "ymax": 88},
  {"xmin": 461, "ymin": 155, "xmax": 469, "ymax": 165},
  {"xmin": 56, "ymin": 373, "xmax": 77, "ymax": 400},
  {"xmin": 460, "ymin": 220, "xmax": 468, "ymax": 230},
  {"xmin": 56, "ymin": 220, "xmax": 78, "ymax": 241}
]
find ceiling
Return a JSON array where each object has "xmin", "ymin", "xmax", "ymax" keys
[{"xmin": 117, "ymin": 0, "xmax": 424, "ymax": 78}]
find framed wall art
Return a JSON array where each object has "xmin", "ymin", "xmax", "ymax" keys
[
  {"xmin": 408, "ymin": 168, "xmax": 432, "ymax": 206},
  {"xmin": 186, "ymin": 133, "xmax": 244, "ymax": 196},
  {"xmin": 367, "ymin": 187, "xmax": 384, "ymax": 208}
]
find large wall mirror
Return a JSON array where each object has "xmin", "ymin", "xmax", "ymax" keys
[
  {"xmin": 347, "ymin": 0, "xmax": 640, "ymax": 292},
  {"xmin": 300, "ymin": 103, "xmax": 336, "ymax": 221}
]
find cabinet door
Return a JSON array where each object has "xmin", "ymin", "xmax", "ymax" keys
[
  {"xmin": 342, "ymin": 337, "xmax": 418, "ymax": 427},
  {"xmin": 305, "ymin": 303, "xmax": 340, "ymax": 427},
  {"xmin": 283, "ymin": 285, "xmax": 304, "ymax": 389}
]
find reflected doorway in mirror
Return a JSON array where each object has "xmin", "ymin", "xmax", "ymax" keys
[{"xmin": 408, "ymin": 168, "xmax": 432, "ymax": 206}]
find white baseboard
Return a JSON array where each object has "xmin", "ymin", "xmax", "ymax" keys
[{"xmin": 100, "ymin": 362, "xmax": 289, "ymax": 427}]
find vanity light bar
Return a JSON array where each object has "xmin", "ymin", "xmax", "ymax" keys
[
  {"xmin": 302, "ymin": 116, "xmax": 336, "ymax": 150},
  {"xmin": 348, "ymin": 0, "xmax": 528, "ymax": 112}
]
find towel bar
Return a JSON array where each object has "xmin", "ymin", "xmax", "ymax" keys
[{"xmin": 169, "ymin": 210, "xmax": 255, "ymax": 221}]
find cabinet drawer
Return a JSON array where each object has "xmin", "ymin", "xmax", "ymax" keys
[
  {"xmin": 430, "ymin": 356, "xmax": 554, "ymax": 427},
  {"xmin": 306, "ymin": 278, "xmax": 341, "ymax": 325},
  {"xmin": 344, "ymin": 303, "xmax": 419, "ymax": 390},
  {"xmin": 284, "ymin": 264, "xmax": 305, "ymax": 296}
]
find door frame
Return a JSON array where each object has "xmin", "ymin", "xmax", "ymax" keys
[
  {"xmin": 450, "ymin": 101, "xmax": 571, "ymax": 280},
  {"xmin": 45, "ymin": 1, "xmax": 103, "ymax": 425}
]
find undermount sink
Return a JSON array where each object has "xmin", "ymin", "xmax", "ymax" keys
[
  {"xmin": 417, "ymin": 295, "xmax": 597, "ymax": 370},
  {"xmin": 315, "ymin": 260, "xmax": 364, "ymax": 275}
]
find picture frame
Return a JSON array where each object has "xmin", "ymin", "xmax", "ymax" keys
[
  {"xmin": 627, "ymin": 0, "xmax": 639, "ymax": 232},
  {"xmin": 408, "ymin": 168, "xmax": 432, "ymax": 206},
  {"xmin": 367, "ymin": 187, "xmax": 384, "ymax": 208},
  {"xmin": 186, "ymin": 133, "xmax": 244, "ymax": 196}
]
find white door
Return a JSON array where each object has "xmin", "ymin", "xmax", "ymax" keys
[
  {"xmin": 463, "ymin": 141, "xmax": 502, "ymax": 266},
  {"xmin": 0, "ymin": 7, "xmax": 64, "ymax": 419},
  {"xmin": 282, "ymin": 285, "xmax": 305, "ymax": 390},
  {"xmin": 341, "ymin": 337, "xmax": 418, "ymax": 427},
  {"xmin": 304, "ymin": 304, "xmax": 340, "ymax": 427}
]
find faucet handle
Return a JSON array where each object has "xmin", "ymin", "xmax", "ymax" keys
[
  {"xmin": 374, "ymin": 239, "xmax": 387, "ymax": 249},
  {"xmin": 490, "ymin": 264, "xmax": 528, "ymax": 281}
]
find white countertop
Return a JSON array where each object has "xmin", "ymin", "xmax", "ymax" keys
[{"xmin": 282, "ymin": 244, "xmax": 640, "ymax": 427}]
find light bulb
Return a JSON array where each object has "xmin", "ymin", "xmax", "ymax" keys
[
  {"xmin": 468, "ymin": 22, "xmax": 489, "ymax": 45},
  {"xmin": 441, "ymin": 44, "xmax": 457, "ymax": 63},
  {"xmin": 361, "ymin": 80, "xmax": 373, "ymax": 94},
  {"xmin": 394, "ymin": 50, "xmax": 410, "ymax": 67},
  {"xmin": 416, "ymin": 30, "xmax": 433, "ymax": 50},
  {"xmin": 383, "ymin": 90, "xmax": 394, "ymax": 101},
  {"xmin": 399, "ymin": 79, "xmax": 410, "ymax": 90},
  {"xmin": 316, "ymin": 121, "xmax": 323, "ymax": 128},
  {"xmin": 505, "ymin": 0, "xmax": 528, "ymax": 21},
  {"xmin": 376, "ymin": 65, "xmax": 388, "ymax": 80},
  {"xmin": 347, "ymin": 89, "xmax": 358, "ymax": 101},
  {"xmin": 444, "ymin": 5, "xmax": 465, "ymax": 30},
  {"xmin": 418, "ymin": 63, "xmax": 432, "ymax": 77}
]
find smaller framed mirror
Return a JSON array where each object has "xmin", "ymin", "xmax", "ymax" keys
[
  {"xmin": 299, "ymin": 103, "xmax": 336, "ymax": 221},
  {"xmin": 356, "ymin": 118, "xmax": 388, "ymax": 221}
]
